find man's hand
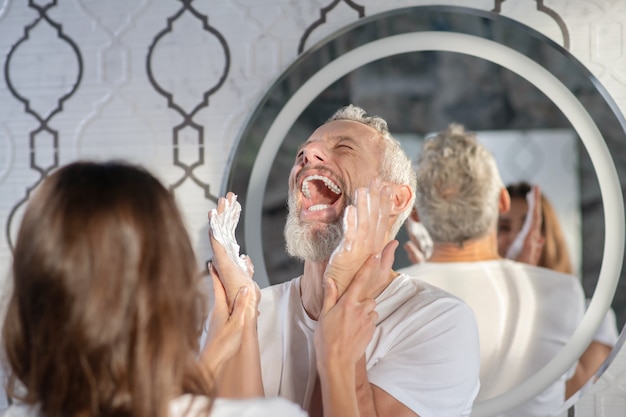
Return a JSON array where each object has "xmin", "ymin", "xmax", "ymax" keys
[
  {"xmin": 208, "ymin": 192, "xmax": 259, "ymax": 310},
  {"xmin": 324, "ymin": 179, "xmax": 395, "ymax": 299}
]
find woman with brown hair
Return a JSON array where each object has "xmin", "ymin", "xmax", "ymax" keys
[
  {"xmin": 498, "ymin": 181, "xmax": 619, "ymax": 399},
  {"xmin": 0, "ymin": 161, "xmax": 383, "ymax": 417},
  {"xmin": 498, "ymin": 181, "xmax": 572, "ymax": 274}
]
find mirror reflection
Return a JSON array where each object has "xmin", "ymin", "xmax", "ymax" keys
[{"xmin": 260, "ymin": 51, "xmax": 606, "ymax": 406}]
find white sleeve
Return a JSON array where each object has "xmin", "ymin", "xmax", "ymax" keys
[
  {"xmin": 367, "ymin": 298, "xmax": 481, "ymax": 417},
  {"xmin": 212, "ymin": 398, "xmax": 308, "ymax": 417},
  {"xmin": 590, "ymin": 301, "xmax": 619, "ymax": 346}
]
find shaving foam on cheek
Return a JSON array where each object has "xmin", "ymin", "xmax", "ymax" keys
[{"xmin": 209, "ymin": 195, "xmax": 249, "ymax": 273}]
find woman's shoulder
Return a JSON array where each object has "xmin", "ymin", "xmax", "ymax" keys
[
  {"xmin": 212, "ymin": 397, "xmax": 307, "ymax": 417},
  {"xmin": 3, "ymin": 403, "xmax": 39, "ymax": 417},
  {"xmin": 170, "ymin": 395, "xmax": 307, "ymax": 417}
]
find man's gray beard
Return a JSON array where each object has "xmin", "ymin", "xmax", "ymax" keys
[{"xmin": 284, "ymin": 194, "xmax": 343, "ymax": 262}]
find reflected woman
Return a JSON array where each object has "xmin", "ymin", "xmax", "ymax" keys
[{"xmin": 498, "ymin": 181, "xmax": 619, "ymax": 399}]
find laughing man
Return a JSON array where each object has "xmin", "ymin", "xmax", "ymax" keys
[{"xmin": 256, "ymin": 105, "xmax": 481, "ymax": 417}]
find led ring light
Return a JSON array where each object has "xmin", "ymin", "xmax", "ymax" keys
[{"xmin": 243, "ymin": 31, "xmax": 625, "ymax": 416}]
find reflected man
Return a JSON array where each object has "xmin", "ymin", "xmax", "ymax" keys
[
  {"xmin": 400, "ymin": 124, "xmax": 586, "ymax": 416},
  {"xmin": 257, "ymin": 105, "xmax": 480, "ymax": 417}
]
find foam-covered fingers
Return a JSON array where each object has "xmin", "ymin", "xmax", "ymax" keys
[
  {"xmin": 208, "ymin": 195, "xmax": 226, "ymax": 227},
  {"xmin": 214, "ymin": 192, "xmax": 234, "ymax": 213},
  {"xmin": 226, "ymin": 193, "xmax": 240, "ymax": 231},
  {"xmin": 239, "ymin": 254, "xmax": 254, "ymax": 276},
  {"xmin": 209, "ymin": 229, "xmax": 226, "ymax": 256}
]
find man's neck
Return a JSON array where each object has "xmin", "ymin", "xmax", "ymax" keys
[
  {"xmin": 428, "ymin": 232, "xmax": 501, "ymax": 263},
  {"xmin": 300, "ymin": 260, "xmax": 328, "ymax": 320},
  {"xmin": 299, "ymin": 259, "xmax": 398, "ymax": 321}
]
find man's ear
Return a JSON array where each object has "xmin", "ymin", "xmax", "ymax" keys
[
  {"xmin": 391, "ymin": 184, "xmax": 414, "ymax": 216},
  {"xmin": 499, "ymin": 187, "xmax": 511, "ymax": 214}
]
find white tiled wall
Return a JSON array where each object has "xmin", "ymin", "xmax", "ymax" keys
[{"xmin": 1, "ymin": 0, "xmax": 625, "ymax": 415}]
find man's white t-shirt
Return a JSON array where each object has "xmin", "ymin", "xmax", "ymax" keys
[
  {"xmin": 257, "ymin": 273, "xmax": 481, "ymax": 417},
  {"xmin": 2, "ymin": 395, "xmax": 307, "ymax": 417},
  {"xmin": 399, "ymin": 259, "xmax": 586, "ymax": 417}
]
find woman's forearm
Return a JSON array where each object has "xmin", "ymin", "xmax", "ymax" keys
[
  {"xmin": 318, "ymin": 355, "xmax": 360, "ymax": 417},
  {"xmin": 215, "ymin": 322, "xmax": 264, "ymax": 398}
]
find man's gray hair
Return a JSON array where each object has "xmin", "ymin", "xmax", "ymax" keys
[
  {"xmin": 414, "ymin": 124, "xmax": 503, "ymax": 244},
  {"xmin": 328, "ymin": 105, "xmax": 417, "ymax": 237}
]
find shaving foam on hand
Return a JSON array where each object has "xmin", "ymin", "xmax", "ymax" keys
[
  {"xmin": 209, "ymin": 194, "xmax": 250, "ymax": 273},
  {"xmin": 505, "ymin": 188, "xmax": 536, "ymax": 260}
]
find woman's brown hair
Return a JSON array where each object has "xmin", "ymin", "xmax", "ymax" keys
[
  {"xmin": 2, "ymin": 161, "xmax": 213, "ymax": 417},
  {"xmin": 506, "ymin": 181, "xmax": 574, "ymax": 275}
]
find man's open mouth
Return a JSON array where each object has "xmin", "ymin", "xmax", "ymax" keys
[{"xmin": 301, "ymin": 174, "xmax": 342, "ymax": 211}]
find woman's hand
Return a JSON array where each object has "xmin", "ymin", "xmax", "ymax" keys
[
  {"xmin": 199, "ymin": 265, "xmax": 254, "ymax": 377},
  {"xmin": 324, "ymin": 179, "xmax": 395, "ymax": 299},
  {"xmin": 403, "ymin": 216, "xmax": 433, "ymax": 264},
  {"xmin": 208, "ymin": 192, "xmax": 259, "ymax": 310},
  {"xmin": 315, "ymin": 265, "xmax": 380, "ymax": 371},
  {"xmin": 515, "ymin": 185, "xmax": 545, "ymax": 265}
]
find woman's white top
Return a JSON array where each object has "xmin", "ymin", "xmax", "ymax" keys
[{"xmin": 2, "ymin": 394, "xmax": 308, "ymax": 417}]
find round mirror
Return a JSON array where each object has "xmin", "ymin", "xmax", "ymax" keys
[{"xmin": 224, "ymin": 5, "xmax": 626, "ymax": 416}]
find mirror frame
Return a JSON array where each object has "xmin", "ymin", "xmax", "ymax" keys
[{"xmin": 224, "ymin": 5, "xmax": 626, "ymax": 415}]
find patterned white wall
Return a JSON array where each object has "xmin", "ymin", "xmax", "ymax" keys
[{"xmin": 1, "ymin": 0, "xmax": 625, "ymax": 415}]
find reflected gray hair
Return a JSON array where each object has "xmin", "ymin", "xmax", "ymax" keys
[
  {"xmin": 414, "ymin": 124, "xmax": 503, "ymax": 244},
  {"xmin": 328, "ymin": 105, "xmax": 416, "ymax": 237}
]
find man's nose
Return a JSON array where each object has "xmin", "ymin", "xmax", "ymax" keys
[{"xmin": 301, "ymin": 143, "xmax": 326, "ymax": 164}]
